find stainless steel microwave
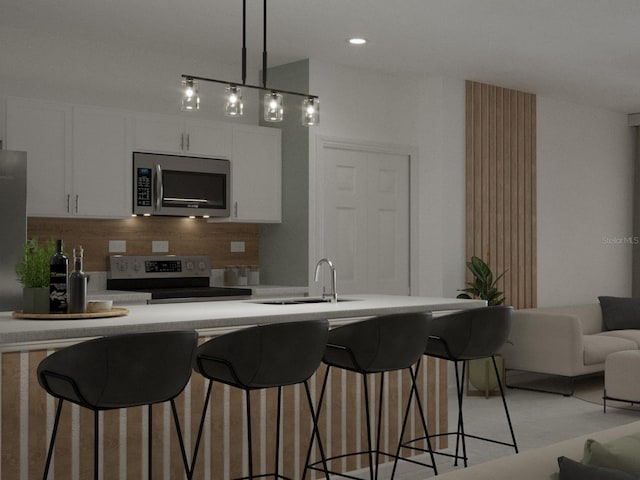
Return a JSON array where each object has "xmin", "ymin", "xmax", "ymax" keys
[{"xmin": 133, "ymin": 152, "xmax": 230, "ymax": 217}]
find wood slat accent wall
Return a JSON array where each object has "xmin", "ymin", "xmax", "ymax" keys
[
  {"xmin": 0, "ymin": 345, "xmax": 447, "ymax": 479},
  {"xmin": 465, "ymin": 81, "xmax": 537, "ymax": 309}
]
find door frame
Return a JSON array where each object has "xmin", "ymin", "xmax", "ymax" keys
[{"xmin": 309, "ymin": 135, "xmax": 420, "ymax": 296}]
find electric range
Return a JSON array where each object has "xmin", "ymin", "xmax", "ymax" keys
[{"xmin": 106, "ymin": 255, "xmax": 252, "ymax": 304}]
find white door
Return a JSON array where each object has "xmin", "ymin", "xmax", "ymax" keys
[{"xmin": 322, "ymin": 145, "xmax": 410, "ymax": 295}]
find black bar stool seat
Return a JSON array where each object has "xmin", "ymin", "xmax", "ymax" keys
[
  {"xmin": 189, "ymin": 319, "xmax": 330, "ymax": 480},
  {"xmin": 397, "ymin": 306, "xmax": 518, "ymax": 470},
  {"xmin": 305, "ymin": 312, "xmax": 437, "ymax": 480},
  {"xmin": 37, "ymin": 329, "xmax": 198, "ymax": 480}
]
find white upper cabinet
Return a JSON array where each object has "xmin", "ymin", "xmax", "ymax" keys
[
  {"xmin": 229, "ymin": 124, "xmax": 282, "ymax": 223},
  {"xmin": 133, "ymin": 114, "xmax": 231, "ymax": 158},
  {"xmin": 7, "ymin": 97, "xmax": 72, "ymax": 217},
  {"xmin": 6, "ymin": 97, "xmax": 132, "ymax": 218},
  {"xmin": 71, "ymin": 106, "xmax": 132, "ymax": 218},
  {"xmin": 6, "ymin": 97, "xmax": 282, "ymax": 222}
]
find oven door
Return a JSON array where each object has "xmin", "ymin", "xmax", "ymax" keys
[{"xmin": 133, "ymin": 153, "xmax": 230, "ymax": 217}]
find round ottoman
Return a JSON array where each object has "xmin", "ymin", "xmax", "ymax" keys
[{"xmin": 604, "ymin": 350, "xmax": 640, "ymax": 411}]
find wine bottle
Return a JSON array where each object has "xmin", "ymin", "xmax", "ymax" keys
[
  {"xmin": 49, "ymin": 239, "xmax": 68, "ymax": 313},
  {"xmin": 69, "ymin": 246, "xmax": 88, "ymax": 314}
]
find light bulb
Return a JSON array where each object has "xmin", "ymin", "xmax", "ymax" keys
[
  {"xmin": 302, "ymin": 97, "xmax": 319, "ymax": 126},
  {"xmin": 225, "ymin": 85, "xmax": 243, "ymax": 117},
  {"xmin": 181, "ymin": 78, "xmax": 200, "ymax": 111},
  {"xmin": 264, "ymin": 92, "xmax": 283, "ymax": 122}
]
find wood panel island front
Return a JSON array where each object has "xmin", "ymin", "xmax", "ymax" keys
[{"xmin": 0, "ymin": 295, "xmax": 485, "ymax": 479}]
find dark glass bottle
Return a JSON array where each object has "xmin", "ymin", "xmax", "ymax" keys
[
  {"xmin": 69, "ymin": 246, "xmax": 88, "ymax": 314},
  {"xmin": 49, "ymin": 239, "xmax": 68, "ymax": 313}
]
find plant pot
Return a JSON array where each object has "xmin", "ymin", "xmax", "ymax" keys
[
  {"xmin": 22, "ymin": 287, "xmax": 50, "ymax": 314},
  {"xmin": 467, "ymin": 355, "xmax": 505, "ymax": 398}
]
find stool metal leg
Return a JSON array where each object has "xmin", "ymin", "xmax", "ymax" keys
[
  {"xmin": 94, "ymin": 410, "xmax": 99, "ymax": 480},
  {"xmin": 42, "ymin": 398, "xmax": 64, "ymax": 480},
  {"xmin": 390, "ymin": 359, "xmax": 438, "ymax": 479},
  {"xmin": 148, "ymin": 404, "xmax": 153, "ymax": 479},
  {"xmin": 362, "ymin": 373, "xmax": 375, "ymax": 480},
  {"xmin": 170, "ymin": 398, "xmax": 191, "ymax": 475},
  {"xmin": 492, "ymin": 355, "xmax": 518, "ymax": 454},
  {"xmin": 302, "ymin": 380, "xmax": 330, "ymax": 480},
  {"xmin": 374, "ymin": 373, "xmax": 385, "ymax": 480},
  {"xmin": 302, "ymin": 366, "xmax": 331, "ymax": 480},
  {"xmin": 189, "ymin": 380, "xmax": 214, "ymax": 479},
  {"xmin": 454, "ymin": 360, "xmax": 468, "ymax": 467},
  {"xmin": 275, "ymin": 386, "xmax": 282, "ymax": 479},
  {"xmin": 246, "ymin": 389, "xmax": 254, "ymax": 480}
]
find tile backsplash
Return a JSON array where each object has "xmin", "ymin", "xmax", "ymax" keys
[{"xmin": 28, "ymin": 217, "xmax": 259, "ymax": 272}]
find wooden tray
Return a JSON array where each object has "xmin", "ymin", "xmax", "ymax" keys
[{"xmin": 12, "ymin": 307, "xmax": 129, "ymax": 320}]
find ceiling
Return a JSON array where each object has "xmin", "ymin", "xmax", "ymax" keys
[{"xmin": 3, "ymin": 0, "xmax": 640, "ymax": 113}]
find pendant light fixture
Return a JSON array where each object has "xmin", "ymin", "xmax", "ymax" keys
[
  {"xmin": 302, "ymin": 97, "xmax": 320, "ymax": 126},
  {"xmin": 181, "ymin": 78, "xmax": 200, "ymax": 111},
  {"xmin": 224, "ymin": 85, "xmax": 243, "ymax": 117},
  {"xmin": 181, "ymin": 0, "xmax": 318, "ymax": 126}
]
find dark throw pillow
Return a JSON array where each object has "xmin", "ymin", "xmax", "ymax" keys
[
  {"xmin": 558, "ymin": 456, "xmax": 637, "ymax": 480},
  {"xmin": 599, "ymin": 296, "xmax": 640, "ymax": 331}
]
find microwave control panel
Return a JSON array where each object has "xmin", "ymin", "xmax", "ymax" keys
[{"xmin": 136, "ymin": 167, "xmax": 152, "ymax": 208}]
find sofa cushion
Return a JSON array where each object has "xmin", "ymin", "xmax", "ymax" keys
[
  {"xmin": 599, "ymin": 330, "xmax": 640, "ymax": 348},
  {"xmin": 582, "ymin": 433, "xmax": 640, "ymax": 474},
  {"xmin": 599, "ymin": 296, "xmax": 640, "ymax": 331},
  {"xmin": 584, "ymin": 335, "xmax": 638, "ymax": 365},
  {"xmin": 557, "ymin": 456, "xmax": 637, "ymax": 480}
]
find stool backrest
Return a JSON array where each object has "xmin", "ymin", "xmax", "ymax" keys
[
  {"xmin": 196, "ymin": 319, "xmax": 329, "ymax": 389},
  {"xmin": 425, "ymin": 306, "xmax": 513, "ymax": 360},
  {"xmin": 325, "ymin": 312, "xmax": 432, "ymax": 372},
  {"xmin": 37, "ymin": 330, "xmax": 198, "ymax": 409}
]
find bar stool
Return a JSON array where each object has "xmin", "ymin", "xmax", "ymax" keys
[
  {"xmin": 37, "ymin": 329, "xmax": 198, "ymax": 480},
  {"xmin": 189, "ymin": 319, "xmax": 330, "ymax": 480},
  {"xmin": 395, "ymin": 306, "xmax": 518, "ymax": 469},
  {"xmin": 304, "ymin": 312, "xmax": 437, "ymax": 480}
]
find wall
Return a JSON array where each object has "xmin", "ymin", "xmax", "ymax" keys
[
  {"xmin": 0, "ymin": 25, "xmax": 260, "ymax": 141},
  {"xmin": 414, "ymin": 77, "xmax": 467, "ymax": 298},
  {"xmin": 537, "ymin": 96, "xmax": 634, "ymax": 306},
  {"xmin": 258, "ymin": 60, "xmax": 310, "ymax": 286}
]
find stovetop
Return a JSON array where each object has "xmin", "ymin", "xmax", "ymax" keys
[{"xmin": 107, "ymin": 255, "xmax": 252, "ymax": 302}]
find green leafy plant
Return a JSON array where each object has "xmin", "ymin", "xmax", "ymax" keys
[
  {"xmin": 457, "ymin": 256, "xmax": 506, "ymax": 306},
  {"xmin": 15, "ymin": 237, "xmax": 56, "ymax": 288}
]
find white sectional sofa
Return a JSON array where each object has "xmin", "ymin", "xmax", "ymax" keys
[
  {"xmin": 435, "ymin": 420, "xmax": 640, "ymax": 480},
  {"xmin": 502, "ymin": 303, "xmax": 640, "ymax": 381}
]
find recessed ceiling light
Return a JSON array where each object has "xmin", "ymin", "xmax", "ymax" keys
[{"xmin": 348, "ymin": 37, "xmax": 367, "ymax": 45}]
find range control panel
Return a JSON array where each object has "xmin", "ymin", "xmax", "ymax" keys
[{"xmin": 108, "ymin": 255, "xmax": 211, "ymax": 279}]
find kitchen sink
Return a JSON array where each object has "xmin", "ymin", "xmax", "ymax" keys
[{"xmin": 253, "ymin": 297, "xmax": 356, "ymax": 305}]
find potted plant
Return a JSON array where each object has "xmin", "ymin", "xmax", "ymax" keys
[
  {"xmin": 457, "ymin": 256, "xmax": 508, "ymax": 397},
  {"xmin": 456, "ymin": 255, "xmax": 506, "ymax": 306},
  {"xmin": 15, "ymin": 237, "xmax": 56, "ymax": 313}
]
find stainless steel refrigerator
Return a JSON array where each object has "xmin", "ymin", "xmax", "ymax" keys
[{"xmin": 0, "ymin": 150, "xmax": 27, "ymax": 311}]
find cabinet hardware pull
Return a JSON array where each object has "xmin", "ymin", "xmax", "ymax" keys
[
  {"xmin": 180, "ymin": 133, "xmax": 184, "ymax": 151},
  {"xmin": 234, "ymin": 201, "xmax": 238, "ymax": 218},
  {"xmin": 66, "ymin": 194, "xmax": 70, "ymax": 213},
  {"xmin": 186, "ymin": 133, "xmax": 190, "ymax": 151},
  {"xmin": 75, "ymin": 194, "xmax": 79, "ymax": 213}
]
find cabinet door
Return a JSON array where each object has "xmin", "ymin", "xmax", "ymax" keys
[
  {"xmin": 184, "ymin": 119, "xmax": 231, "ymax": 158},
  {"xmin": 6, "ymin": 97, "xmax": 72, "ymax": 217},
  {"xmin": 133, "ymin": 114, "xmax": 184, "ymax": 154},
  {"xmin": 231, "ymin": 125, "xmax": 282, "ymax": 223},
  {"xmin": 72, "ymin": 106, "xmax": 132, "ymax": 218}
]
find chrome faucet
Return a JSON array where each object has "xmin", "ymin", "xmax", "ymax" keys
[{"xmin": 314, "ymin": 258, "xmax": 338, "ymax": 303}]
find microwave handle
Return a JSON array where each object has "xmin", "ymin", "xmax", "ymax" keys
[{"xmin": 155, "ymin": 164, "xmax": 163, "ymax": 211}]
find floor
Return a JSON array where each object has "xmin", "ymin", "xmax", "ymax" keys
[{"xmin": 382, "ymin": 368, "xmax": 640, "ymax": 479}]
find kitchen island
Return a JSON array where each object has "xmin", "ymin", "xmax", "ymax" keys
[{"xmin": 0, "ymin": 295, "xmax": 484, "ymax": 479}]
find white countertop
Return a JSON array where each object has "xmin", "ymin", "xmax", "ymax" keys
[{"xmin": 0, "ymin": 295, "xmax": 486, "ymax": 349}]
